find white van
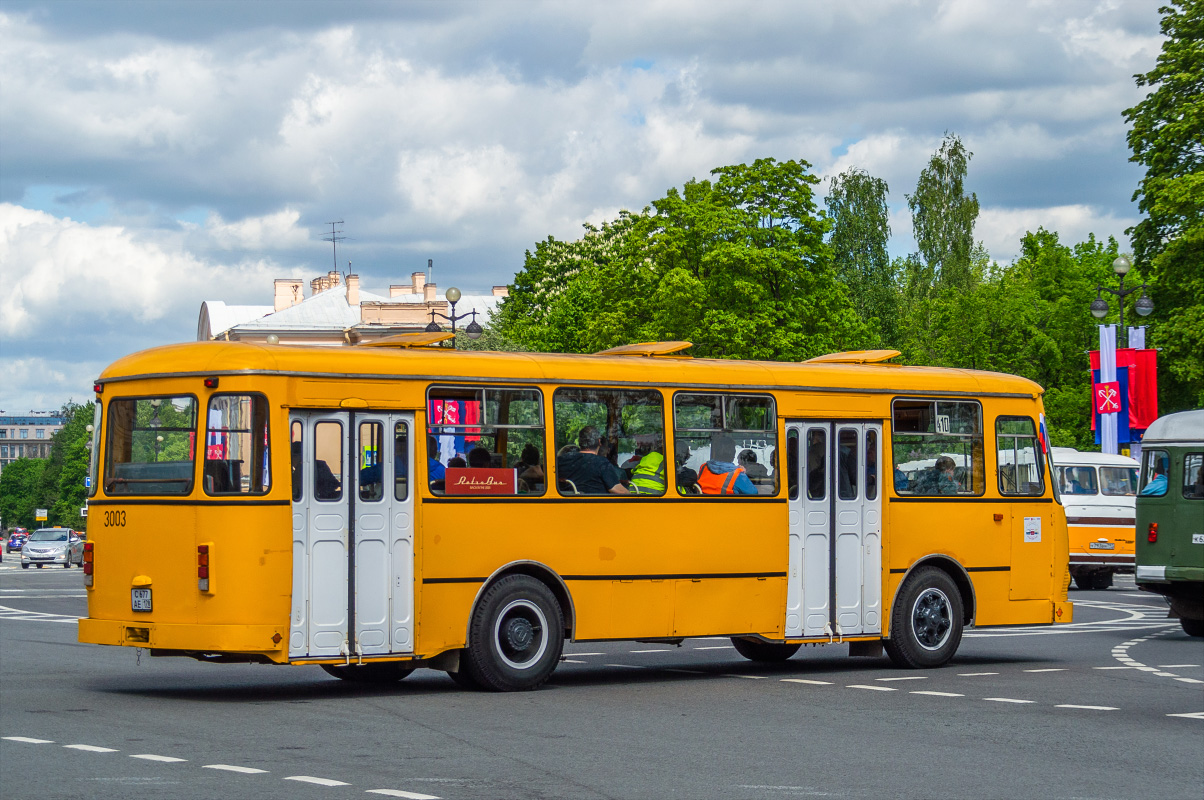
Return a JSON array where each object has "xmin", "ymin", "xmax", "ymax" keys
[{"xmin": 1052, "ymin": 447, "xmax": 1139, "ymax": 589}]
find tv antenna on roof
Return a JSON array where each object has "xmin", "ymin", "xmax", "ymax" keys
[{"xmin": 322, "ymin": 221, "xmax": 346, "ymax": 271}]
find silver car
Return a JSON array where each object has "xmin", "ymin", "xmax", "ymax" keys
[{"xmin": 21, "ymin": 528, "xmax": 84, "ymax": 569}]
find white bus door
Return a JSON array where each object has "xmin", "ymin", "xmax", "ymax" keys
[
  {"xmin": 786, "ymin": 421, "xmax": 882, "ymax": 639},
  {"xmin": 289, "ymin": 411, "xmax": 415, "ymax": 659}
]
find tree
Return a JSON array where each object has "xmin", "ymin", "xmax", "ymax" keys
[
  {"xmin": 0, "ymin": 458, "xmax": 47, "ymax": 530},
  {"xmin": 825, "ymin": 167, "xmax": 897, "ymax": 344},
  {"xmin": 0, "ymin": 402, "xmax": 94, "ymax": 530},
  {"xmin": 906, "ymin": 133, "xmax": 980, "ymax": 294},
  {"xmin": 1123, "ymin": 0, "xmax": 1204, "ymax": 407}
]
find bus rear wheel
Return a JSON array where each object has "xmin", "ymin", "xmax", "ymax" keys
[
  {"xmin": 730, "ymin": 637, "xmax": 801, "ymax": 662},
  {"xmin": 1181, "ymin": 617, "xmax": 1204, "ymax": 638},
  {"xmin": 320, "ymin": 662, "xmax": 414, "ymax": 684},
  {"xmin": 1090, "ymin": 571, "xmax": 1113, "ymax": 590},
  {"xmin": 462, "ymin": 575, "xmax": 564, "ymax": 692},
  {"xmin": 884, "ymin": 566, "xmax": 964, "ymax": 669}
]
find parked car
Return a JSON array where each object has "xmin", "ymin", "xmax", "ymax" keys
[
  {"xmin": 20, "ymin": 528, "xmax": 84, "ymax": 569},
  {"xmin": 6, "ymin": 532, "xmax": 29, "ymax": 554}
]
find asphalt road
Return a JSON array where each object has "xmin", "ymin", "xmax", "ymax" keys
[{"xmin": 1, "ymin": 563, "xmax": 1201, "ymax": 800}]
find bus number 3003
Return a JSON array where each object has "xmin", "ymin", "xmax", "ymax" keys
[{"xmin": 103, "ymin": 510, "xmax": 126, "ymax": 527}]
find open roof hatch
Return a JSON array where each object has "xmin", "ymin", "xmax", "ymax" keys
[
  {"xmin": 360, "ymin": 332, "xmax": 457, "ymax": 349},
  {"xmin": 804, "ymin": 349, "xmax": 901, "ymax": 364},
  {"xmin": 593, "ymin": 341, "xmax": 694, "ymax": 357}
]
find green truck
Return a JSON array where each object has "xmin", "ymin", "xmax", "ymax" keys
[{"xmin": 1135, "ymin": 409, "xmax": 1204, "ymax": 636}]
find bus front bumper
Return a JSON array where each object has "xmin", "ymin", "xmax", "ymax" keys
[{"xmin": 78, "ymin": 618, "xmax": 289, "ymax": 663}]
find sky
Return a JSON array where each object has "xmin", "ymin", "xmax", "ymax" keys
[{"xmin": 0, "ymin": 0, "xmax": 1165, "ymax": 413}]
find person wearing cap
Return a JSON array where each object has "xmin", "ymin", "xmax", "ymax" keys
[{"xmin": 697, "ymin": 433, "xmax": 757, "ymax": 495}]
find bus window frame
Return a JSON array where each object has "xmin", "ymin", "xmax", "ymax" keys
[
  {"xmin": 671, "ymin": 390, "xmax": 779, "ymax": 498},
  {"xmin": 889, "ymin": 396, "xmax": 985, "ymax": 498},
  {"xmin": 202, "ymin": 392, "xmax": 271, "ymax": 497},
  {"xmin": 552, "ymin": 385, "xmax": 668, "ymax": 498},
  {"xmin": 995, "ymin": 415, "xmax": 1045, "ymax": 497},
  {"xmin": 1182, "ymin": 453, "xmax": 1203, "ymax": 500},
  {"xmin": 103, "ymin": 393, "xmax": 200, "ymax": 497}
]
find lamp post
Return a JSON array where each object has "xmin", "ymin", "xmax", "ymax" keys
[
  {"xmin": 424, "ymin": 286, "xmax": 484, "ymax": 347},
  {"xmin": 1090, "ymin": 255, "xmax": 1154, "ymax": 347}
]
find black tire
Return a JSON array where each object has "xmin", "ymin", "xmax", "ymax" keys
[
  {"xmin": 21, "ymin": 563, "xmax": 29, "ymax": 569},
  {"xmin": 63, "ymin": 561, "xmax": 71, "ymax": 569},
  {"xmin": 1090, "ymin": 571, "xmax": 1113, "ymax": 590},
  {"xmin": 1181, "ymin": 617, "xmax": 1204, "ymax": 638},
  {"xmin": 461, "ymin": 575, "xmax": 564, "ymax": 692},
  {"xmin": 36, "ymin": 564, "xmax": 43, "ymax": 569},
  {"xmin": 1072, "ymin": 572, "xmax": 1094, "ymax": 591},
  {"xmin": 446, "ymin": 664, "xmax": 482, "ymax": 690},
  {"xmin": 320, "ymin": 662, "xmax": 414, "ymax": 684},
  {"xmin": 730, "ymin": 637, "xmax": 801, "ymax": 663},
  {"xmin": 884, "ymin": 566, "xmax": 964, "ymax": 669}
]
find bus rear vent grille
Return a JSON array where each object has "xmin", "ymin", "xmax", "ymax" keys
[{"xmin": 125, "ymin": 627, "xmax": 150, "ymax": 643}]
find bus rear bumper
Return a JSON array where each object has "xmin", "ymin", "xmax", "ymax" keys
[
  {"xmin": 78, "ymin": 618, "xmax": 288, "ymax": 663},
  {"xmin": 1054, "ymin": 600, "xmax": 1074, "ymax": 623}
]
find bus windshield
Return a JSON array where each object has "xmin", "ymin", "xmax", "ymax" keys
[{"xmin": 104, "ymin": 396, "xmax": 198, "ymax": 495}]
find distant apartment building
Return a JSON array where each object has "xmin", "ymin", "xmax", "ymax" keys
[
  {"xmin": 0, "ymin": 412, "xmax": 66, "ymax": 474},
  {"xmin": 198, "ymin": 270, "xmax": 509, "ymax": 344}
]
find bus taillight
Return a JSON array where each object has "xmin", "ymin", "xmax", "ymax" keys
[
  {"xmin": 198, "ymin": 544, "xmax": 210, "ymax": 591},
  {"xmin": 83, "ymin": 543, "xmax": 94, "ymax": 586},
  {"xmin": 1147, "ymin": 523, "xmax": 1158, "ymax": 543}
]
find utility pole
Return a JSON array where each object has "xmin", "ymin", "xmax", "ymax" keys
[{"xmin": 323, "ymin": 221, "xmax": 346, "ymax": 271}]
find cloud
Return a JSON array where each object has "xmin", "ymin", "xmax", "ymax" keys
[{"xmin": 977, "ymin": 204, "xmax": 1137, "ymax": 262}]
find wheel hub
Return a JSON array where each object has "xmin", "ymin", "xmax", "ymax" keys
[
  {"xmin": 912, "ymin": 588, "xmax": 952, "ymax": 650},
  {"xmin": 504, "ymin": 617, "xmax": 535, "ymax": 652}
]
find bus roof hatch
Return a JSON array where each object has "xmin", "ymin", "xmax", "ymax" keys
[{"xmin": 804, "ymin": 350, "xmax": 901, "ymax": 365}]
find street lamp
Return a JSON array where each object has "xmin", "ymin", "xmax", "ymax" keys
[
  {"xmin": 1090, "ymin": 255, "xmax": 1153, "ymax": 346},
  {"xmin": 424, "ymin": 286, "xmax": 484, "ymax": 346}
]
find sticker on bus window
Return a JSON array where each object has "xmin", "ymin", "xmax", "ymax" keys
[
  {"xmin": 445, "ymin": 468, "xmax": 517, "ymax": 495},
  {"xmin": 1024, "ymin": 517, "xmax": 1042, "ymax": 543},
  {"xmin": 935, "ymin": 415, "xmax": 951, "ymax": 434}
]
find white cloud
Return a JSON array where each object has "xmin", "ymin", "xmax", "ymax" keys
[
  {"xmin": 977, "ymin": 204, "xmax": 1137, "ymax": 262},
  {"xmin": 201, "ymin": 207, "xmax": 310, "ymax": 251},
  {"xmin": 0, "ymin": 356, "xmax": 104, "ymax": 414}
]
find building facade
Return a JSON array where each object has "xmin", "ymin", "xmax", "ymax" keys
[
  {"xmin": 0, "ymin": 413, "xmax": 65, "ymax": 474},
  {"xmin": 198, "ymin": 271, "xmax": 509, "ymax": 345}
]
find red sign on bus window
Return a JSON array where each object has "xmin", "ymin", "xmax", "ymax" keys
[{"xmin": 444, "ymin": 468, "xmax": 517, "ymax": 495}]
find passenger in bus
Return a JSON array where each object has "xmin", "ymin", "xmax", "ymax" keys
[
  {"xmin": 517, "ymin": 444, "xmax": 545, "ymax": 484},
  {"xmin": 291, "ymin": 441, "xmax": 303, "ymax": 498},
  {"xmin": 698, "ymin": 434, "xmax": 757, "ymax": 495},
  {"xmin": 1066, "ymin": 468, "xmax": 1093, "ymax": 494},
  {"xmin": 738, "ymin": 449, "xmax": 769, "ymax": 481},
  {"xmin": 447, "ymin": 456, "xmax": 467, "ymax": 468},
  {"xmin": 1140, "ymin": 461, "xmax": 1168, "ymax": 496},
  {"xmin": 629, "ymin": 449, "xmax": 667, "ymax": 494},
  {"xmin": 557, "ymin": 426, "xmax": 629, "ymax": 495},
  {"xmin": 467, "ymin": 446, "xmax": 492, "ymax": 468},
  {"xmin": 675, "ymin": 438, "xmax": 699, "ymax": 492},
  {"xmin": 314, "ymin": 458, "xmax": 341, "ymax": 499},
  {"xmin": 936, "ymin": 456, "xmax": 959, "ymax": 495},
  {"xmin": 427, "ymin": 436, "xmax": 446, "ymax": 480},
  {"xmin": 806, "ymin": 442, "xmax": 825, "ymax": 498}
]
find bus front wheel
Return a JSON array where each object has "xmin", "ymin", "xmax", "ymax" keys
[
  {"xmin": 320, "ymin": 662, "xmax": 414, "ymax": 684},
  {"xmin": 884, "ymin": 566, "xmax": 964, "ymax": 669},
  {"xmin": 1181, "ymin": 617, "xmax": 1204, "ymax": 637},
  {"xmin": 463, "ymin": 575, "xmax": 564, "ymax": 692},
  {"xmin": 730, "ymin": 637, "xmax": 801, "ymax": 662}
]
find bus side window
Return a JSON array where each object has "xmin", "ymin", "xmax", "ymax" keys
[
  {"xmin": 290, "ymin": 421, "xmax": 303, "ymax": 502},
  {"xmin": 787, "ymin": 429, "xmax": 799, "ymax": 500},
  {"xmin": 806, "ymin": 429, "xmax": 826, "ymax": 501},
  {"xmin": 358, "ymin": 421, "xmax": 384, "ymax": 502},
  {"xmin": 313, "ymin": 421, "xmax": 343, "ymax": 502},
  {"xmin": 394, "ymin": 421, "xmax": 409, "ymax": 501}
]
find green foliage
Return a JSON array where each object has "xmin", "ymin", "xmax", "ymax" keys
[
  {"xmin": 497, "ymin": 157, "xmax": 871, "ymax": 361},
  {"xmin": 0, "ymin": 402, "xmax": 94, "ymax": 530},
  {"xmin": 453, "ymin": 315, "xmax": 529, "ymax": 352},
  {"xmin": 906, "ymin": 133, "xmax": 980, "ymax": 294},
  {"xmin": 825, "ymin": 167, "xmax": 898, "ymax": 344},
  {"xmin": 1123, "ymin": 0, "xmax": 1204, "ymax": 408}
]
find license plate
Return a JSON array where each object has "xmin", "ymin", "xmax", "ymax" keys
[
  {"xmin": 1089, "ymin": 542, "xmax": 1115, "ymax": 550},
  {"xmin": 131, "ymin": 588, "xmax": 152, "ymax": 612}
]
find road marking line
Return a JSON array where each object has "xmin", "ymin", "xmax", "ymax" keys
[
  {"xmin": 131, "ymin": 754, "xmax": 187, "ymax": 762},
  {"xmin": 1158, "ymin": 664, "xmax": 1200, "ymax": 669},
  {"xmin": 847, "ymin": 684, "xmax": 896, "ymax": 691},
  {"xmin": 983, "ymin": 697, "xmax": 1035, "ymax": 704},
  {"xmin": 781, "ymin": 679, "xmax": 832, "ymax": 685},
  {"xmin": 1175, "ymin": 677, "xmax": 1204, "ymax": 684},
  {"xmin": 629, "ymin": 649, "xmax": 672, "ymax": 653},
  {"xmin": 366, "ymin": 791, "xmax": 441, "ymax": 799},
  {"xmin": 1153, "ymin": 671, "xmax": 1179, "ymax": 677},
  {"xmin": 1056, "ymin": 705, "xmax": 1118, "ymax": 711},
  {"xmin": 603, "ymin": 664, "xmax": 643, "ymax": 669},
  {"xmin": 204, "ymin": 764, "xmax": 268, "ymax": 774},
  {"xmin": 694, "ymin": 645, "xmax": 735, "ymax": 650},
  {"xmin": 64, "ymin": 744, "xmax": 118, "ymax": 752},
  {"xmin": 566, "ymin": 652, "xmax": 604, "ymax": 656},
  {"xmin": 1093, "ymin": 666, "xmax": 1135, "ymax": 670},
  {"xmin": 286, "ymin": 776, "xmax": 351, "ymax": 787},
  {"xmin": 1023, "ymin": 668, "xmax": 1067, "ymax": 673},
  {"xmin": 875, "ymin": 676, "xmax": 927, "ymax": 681},
  {"xmin": 1136, "ymin": 666, "xmax": 1159, "ymax": 672},
  {"xmin": 957, "ymin": 672, "xmax": 999, "ymax": 676},
  {"xmin": 724, "ymin": 674, "xmax": 767, "ymax": 679},
  {"xmin": 1167, "ymin": 711, "xmax": 1204, "ymax": 720},
  {"xmin": 911, "ymin": 691, "xmax": 964, "ymax": 697},
  {"xmin": 663, "ymin": 668, "xmax": 705, "ymax": 674},
  {"xmin": 3, "ymin": 736, "xmax": 54, "ymax": 744},
  {"xmin": 561, "ymin": 659, "xmax": 586, "ymax": 664}
]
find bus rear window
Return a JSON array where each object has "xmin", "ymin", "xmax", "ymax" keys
[
  {"xmin": 204, "ymin": 394, "xmax": 270, "ymax": 495},
  {"xmin": 104, "ymin": 396, "xmax": 198, "ymax": 495}
]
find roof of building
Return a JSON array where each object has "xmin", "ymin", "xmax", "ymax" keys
[{"xmin": 197, "ymin": 302, "xmax": 274, "ymax": 340}]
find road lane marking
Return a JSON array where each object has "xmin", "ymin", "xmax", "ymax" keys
[
  {"xmin": 781, "ymin": 679, "xmax": 832, "ymax": 685},
  {"xmin": 1154, "ymin": 671, "xmax": 1179, "ymax": 677},
  {"xmin": 1158, "ymin": 664, "xmax": 1200, "ymax": 668},
  {"xmin": 957, "ymin": 672, "xmax": 998, "ymax": 676},
  {"xmin": 983, "ymin": 698, "xmax": 1034, "ymax": 704},
  {"xmin": 663, "ymin": 668, "xmax": 705, "ymax": 674},
  {"xmin": 725, "ymin": 674, "xmax": 767, "ymax": 679},
  {"xmin": 847, "ymin": 684, "xmax": 896, "ymax": 691},
  {"xmin": 1056, "ymin": 705, "xmax": 1118, "ymax": 711},
  {"xmin": 1093, "ymin": 666, "xmax": 1135, "ymax": 670},
  {"xmin": 131, "ymin": 754, "xmax": 186, "ymax": 762},
  {"xmin": 1167, "ymin": 711, "xmax": 1204, "ymax": 720},
  {"xmin": 565, "ymin": 652, "xmax": 604, "ymax": 656},
  {"xmin": 1175, "ymin": 678, "xmax": 1204, "ymax": 684},
  {"xmin": 875, "ymin": 676, "xmax": 926, "ymax": 681},
  {"xmin": 603, "ymin": 664, "xmax": 643, "ymax": 669},
  {"xmin": 367, "ymin": 791, "xmax": 442, "ymax": 799},
  {"xmin": 3, "ymin": 736, "xmax": 54, "ymax": 744},
  {"xmin": 694, "ymin": 645, "xmax": 735, "ymax": 650},
  {"xmin": 911, "ymin": 691, "xmax": 964, "ymax": 697},
  {"xmin": 286, "ymin": 776, "xmax": 351, "ymax": 787},
  {"xmin": 204, "ymin": 764, "xmax": 268, "ymax": 774},
  {"xmin": 1023, "ymin": 668, "xmax": 1066, "ymax": 673},
  {"xmin": 64, "ymin": 744, "xmax": 118, "ymax": 752},
  {"xmin": 629, "ymin": 649, "xmax": 673, "ymax": 653},
  {"xmin": 561, "ymin": 659, "xmax": 587, "ymax": 664}
]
